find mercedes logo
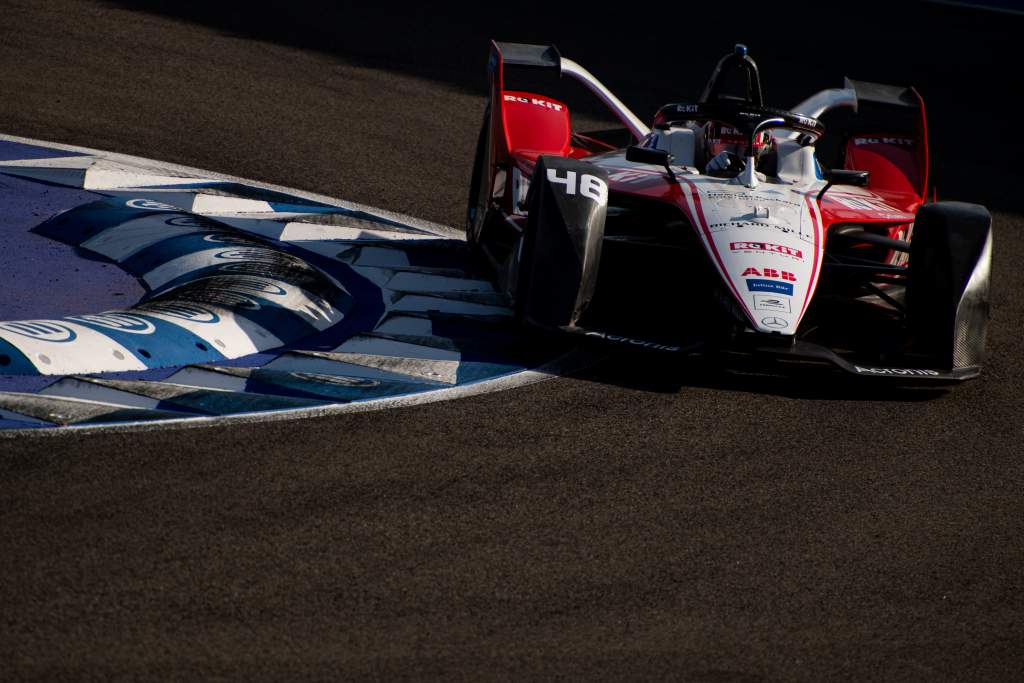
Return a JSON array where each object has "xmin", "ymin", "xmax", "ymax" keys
[{"xmin": 761, "ymin": 316, "xmax": 788, "ymax": 329}]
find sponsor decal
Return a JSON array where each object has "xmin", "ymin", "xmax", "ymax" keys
[
  {"xmin": 761, "ymin": 316, "xmax": 788, "ymax": 329},
  {"xmin": 753, "ymin": 294, "xmax": 791, "ymax": 313},
  {"xmin": 503, "ymin": 94, "xmax": 564, "ymax": 111},
  {"xmin": 704, "ymin": 191, "xmax": 800, "ymax": 207},
  {"xmin": 854, "ymin": 366, "xmax": 940, "ymax": 376},
  {"xmin": 741, "ymin": 267, "xmax": 796, "ymax": 282},
  {"xmin": 607, "ymin": 169, "xmax": 664, "ymax": 184},
  {"xmin": 66, "ymin": 313, "xmax": 156, "ymax": 334},
  {"xmin": 291, "ymin": 372, "xmax": 380, "ymax": 387},
  {"xmin": 545, "ymin": 169, "xmax": 608, "ymax": 204},
  {"xmin": 584, "ymin": 331, "xmax": 681, "ymax": 352},
  {"xmin": 674, "ymin": 104, "xmax": 698, "ymax": 113},
  {"xmin": 223, "ymin": 277, "xmax": 288, "ymax": 298},
  {"xmin": 202, "ymin": 233, "xmax": 260, "ymax": 245},
  {"xmin": 166, "ymin": 216, "xmax": 222, "ymax": 230},
  {"xmin": 207, "ymin": 246, "xmax": 312, "ymax": 274},
  {"xmin": 730, "ymin": 241, "xmax": 802, "ymax": 259},
  {"xmin": 709, "ymin": 220, "xmax": 799, "ymax": 236},
  {"xmin": 0, "ymin": 320, "xmax": 77, "ymax": 342},
  {"xmin": 745, "ymin": 279, "xmax": 794, "ymax": 295},
  {"xmin": 126, "ymin": 199, "xmax": 179, "ymax": 211},
  {"xmin": 161, "ymin": 285, "xmax": 260, "ymax": 311},
  {"xmin": 830, "ymin": 195, "xmax": 907, "ymax": 217},
  {"xmin": 138, "ymin": 302, "xmax": 220, "ymax": 323},
  {"xmin": 166, "ymin": 276, "xmax": 293, "ymax": 312},
  {"xmin": 794, "ymin": 114, "xmax": 817, "ymax": 129},
  {"xmin": 214, "ymin": 248, "xmax": 276, "ymax": 261},
  {"xmin": 854, "ymin": 137, "xmax": 913, "ymax": 146}
]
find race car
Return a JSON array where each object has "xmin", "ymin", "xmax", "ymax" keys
[{"xmin": 467, "ymin": 42, "xmax": 992, "ymax": 380}]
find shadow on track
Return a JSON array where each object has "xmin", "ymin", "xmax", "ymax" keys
[{"xmin": 564, "ymin": 350, "xmax": 950, "ymax": 402}]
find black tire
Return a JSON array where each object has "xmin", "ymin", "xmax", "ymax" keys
[
  {"xmin": 906, "ymin": 201, "xmax": 992, "ymax": 373},
  {"xmin": 465, "ymin": 105, "xmax": 491, "ymax": 251},
  {"xmin": 514, "ymin": 156, "xmax": 608, "ymax": 330}
]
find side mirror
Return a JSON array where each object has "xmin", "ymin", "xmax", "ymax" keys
[
  {"xmin": 626, "ymin": 145, "xmax": 676, "ymax": 180},
  {"xmin": 827, "ymin": 169, "xmax": 870, "ymax": 187},
  {"xmin": 626, "ymin": 145, "xmax": 672, "ymax": 166},
  {"xmin": 817, "ymin": 169, "xmax": 870, "ymax": 202}
]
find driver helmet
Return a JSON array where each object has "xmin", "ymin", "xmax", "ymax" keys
[{"xmin": 704, "ymin": 121, "xmax": 771, "ymax": 160}]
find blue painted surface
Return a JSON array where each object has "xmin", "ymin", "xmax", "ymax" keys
[
  {"xmin": 745, "ymin": 279, "xmax": 794, "ymax": 296},
  {"xmin": 0, "ymin": 174, "xmax": 146, "ymax": 321},
  {"xmin": 0, "ymin": 418, "xmax": 46, "ymax": 429},
  {"xmin": 69, "ymin": 314, "xmax": 228, "ymax": 367},
  {"xmin": 0, "ymin": 373, "xmax": 55, "ymax": 393},
  {"xmin": 0, "ymin": 140, "xmax": 89, "ymax": 161},
  {"xmin": 0, "ymin": 338, "xmax": 42, "ymax": 375},
  {"xmin": 0, "ymin": 137, "xmax": 572, "ymax": 430}
]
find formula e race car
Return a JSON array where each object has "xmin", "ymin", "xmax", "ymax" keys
[{"xmin": 466, "ymin": 42, "xmax": 992, "ymax": 380}]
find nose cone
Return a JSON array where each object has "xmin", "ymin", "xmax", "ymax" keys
[
  {"xmin": 681, "ymin": 182, "xmax": 823, "ymax": 334},
  {"xmin": 730, "ymin": 244, "xmax": 807, "ymax": 333}
]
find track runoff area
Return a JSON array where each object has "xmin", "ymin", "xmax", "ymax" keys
[{"xmin": 0, "ymin": 135, "xmax": 589, "ymax": 433}]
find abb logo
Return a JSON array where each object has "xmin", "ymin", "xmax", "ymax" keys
[
  {"xmin": 741, "ymin": 267, "xmax": 796, "ymax": 282},
  {"xmin": 730, "ymin": 242, "xmax": 802, "ymax": 258},
  {"xmin": 503, "ymin": 94, "xmax": 564, "ymax": 111}
]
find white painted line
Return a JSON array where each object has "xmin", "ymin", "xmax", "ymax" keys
[{"xmin": 40, "ymin": 378, "xmax": 162, "ymax": 409}]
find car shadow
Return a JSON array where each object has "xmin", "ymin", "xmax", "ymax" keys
[{"xmin": 562, "ymin": 348, "xmax": 950, "ymax": 402}]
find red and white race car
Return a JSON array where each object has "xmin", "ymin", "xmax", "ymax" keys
[{"xmin": 467, "ymin": 42, "xmax": 993, "ymax": 380}]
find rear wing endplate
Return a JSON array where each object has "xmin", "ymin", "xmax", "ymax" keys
[
  {"xmin": 843, "ymin": 77, "xmax": 929, "ymax": 196},
  {"xmin": 492, "ymin": 42, "xmax": 561, "ymax": 72},
  {"xmin": 844, "ymin": 78, "xmax": 920, "ymax": 108},
  {"xmin": 488, "ymin": 41, "xmax": 649, "ymax": 141}
]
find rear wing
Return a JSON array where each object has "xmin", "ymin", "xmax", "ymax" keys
[
  {"xmin": 491, "ymin": 42, "xmax": 561, "ymax": 72},
  {"xmin": 844, "ymin": 78, "xmax": 919, "ymax": 108},
  {"xmin": 843, "ymin": 77, "xmax": 930, "ymax": 197},
  {"xmin": 488, "ymin": 41, "xmax": 649, "ymax": 142}
]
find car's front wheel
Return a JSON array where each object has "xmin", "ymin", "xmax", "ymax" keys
[{"xmin": 906, "ymin": 201, "xmax": 993, "ymax": 375}]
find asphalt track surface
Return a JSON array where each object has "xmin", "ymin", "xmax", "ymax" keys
[{"xmin": 1, "ymin": 2, "xmax": 1022, "ymax": 680}]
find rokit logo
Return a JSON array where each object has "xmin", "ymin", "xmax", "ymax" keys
[
  {"xmin": 730, "ymin": 242, "xmax": 803, "ymax": 259},
  {"xmin": 546, "ymin": 169, "xmax": 608, "ymax": 204},
  {"xmin": 854, "ymin": 137, "xmax": 913, "ymax": 146},
  {"xmin": 503, "ymin": 94, "xmax": 564, "ymax": 111}
]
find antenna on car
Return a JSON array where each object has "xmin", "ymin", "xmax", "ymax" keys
[{"xmin": 700, "ymin": 42, "xmax": 763, "ymax": 106}]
